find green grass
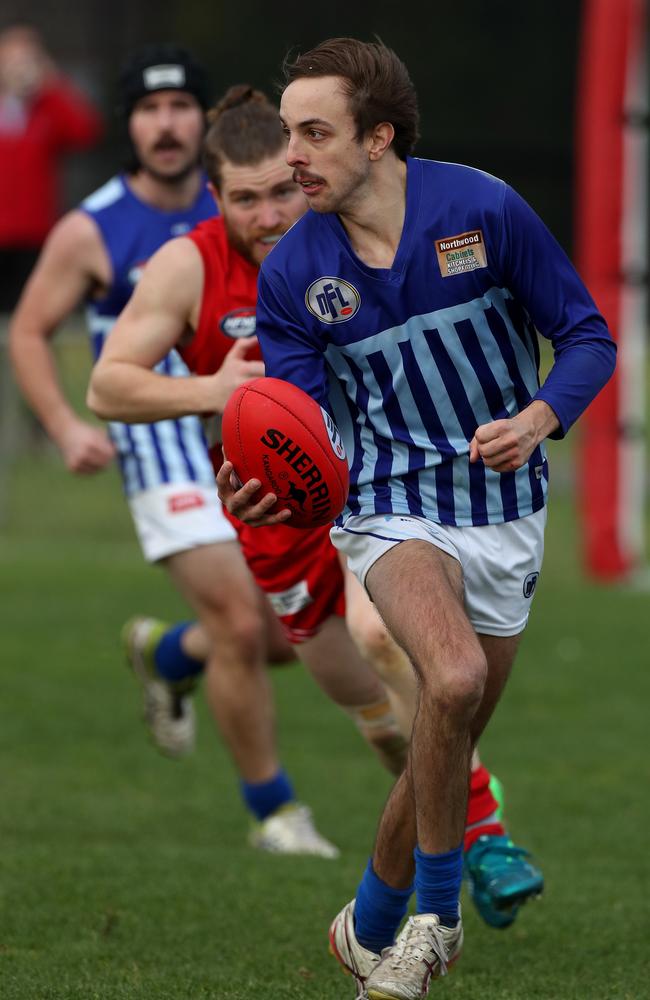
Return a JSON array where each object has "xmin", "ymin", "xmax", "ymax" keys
[{"xmin": 1, "ymin": 348, "xmax": 649, "ymax": 998}]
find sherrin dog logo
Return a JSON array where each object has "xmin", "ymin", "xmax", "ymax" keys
[{"xmin": 305, "ymin": 277, "xmax": 360, "ymax": 324}]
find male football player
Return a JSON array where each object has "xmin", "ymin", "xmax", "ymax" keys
[
  {"xmin": 9, "ymin": 47, "xmax": 339, "ymax": 856},
  {"xmin": 90, "ymin": 80, "xmax": 543, "ymax": 921},
  {"xmin": 217, "ymin": 38, "xmax": 616, "ymax": 998}
]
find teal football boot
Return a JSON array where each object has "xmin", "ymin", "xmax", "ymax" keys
[{"xmin": 465, "ymin": 834, "xmax": 544, "ymax": 929}]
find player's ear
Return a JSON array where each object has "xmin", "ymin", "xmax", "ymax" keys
[
  {"xmin": 207, "ymin": 180, "xmax": 223, "ymax": 213},
  {"xmin": 367, "ymin": 122, "xmax": 395, "ymax": 162}
]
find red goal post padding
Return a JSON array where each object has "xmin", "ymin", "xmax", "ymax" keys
[{"xmin": 575, "ymin": 0, "xmax": 648, "ymax": 579}]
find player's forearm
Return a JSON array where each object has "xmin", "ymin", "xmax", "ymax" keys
[
  {"xmin": 8, "ymin": 327, "xmax": 80, "ymax": 443},
  {"xmin": 533, "ymin": 325, "xmax": 616, "ymax": 437},
  {"xmin": 87, "ymin": 361, "xmax": 217, "ymax": 423}
]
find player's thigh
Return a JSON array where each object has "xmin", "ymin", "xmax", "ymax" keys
[
  {"xmin": 299, "ymin": 615, "xmax": 386, "ymax": 707},
  {"xmin": 470, "ymin": 632, "xmax": 522, "ymax": 743},
  {"xmin": 165, "ymin": 540, "xmax": 261, "ymax": 619},
  {"xmin": 343, "ymin": 561, "xmax": 388, "ymax": 646},
  {"xmin": 332, "ymin": 515, "xmax": 485, "ymax": 698},
  {"xmin": 366, "ymin": 539, "xmax": 482, "ymax": 691}
]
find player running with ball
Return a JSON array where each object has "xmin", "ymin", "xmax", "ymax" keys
[
  {"xmin": 217, "ymin": 38, "xmax": 616, "ymax": 1000},
  {"xmin": 91, "ymin": 79, "xmax": 550, "ymax": 935}
]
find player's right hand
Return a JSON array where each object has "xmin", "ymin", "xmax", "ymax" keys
[
  {"xmin": 58, "ymin": 419, "xmax": 116, "ymax": 474},
  {"xmin": 211, "ymin": 338, "xmax": 265, "ymax": 413},
  {"xmin": 216, "ymin": 460, "xmax": 292, "ymax": 527}
]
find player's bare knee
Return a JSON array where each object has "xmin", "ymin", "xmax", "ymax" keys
[
  {"xmin": 229, "ymin": 610, "xmax": 267, "ymax": 661},
  {"xmin": 202, "ymin": 601, "xmax": 265, "ymax": 663},
  {"xmin": 419, "ymin": 651, "xmax": 487, "ymax": 720}
]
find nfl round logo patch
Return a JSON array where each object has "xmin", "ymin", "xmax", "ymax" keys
[
  {"xmin": 220, "ymin": 308, "xmax": 257, "ymax": 338},
  {"xmin": 305, "ymin": 277, "xmax": 360, "ymax": 324}
]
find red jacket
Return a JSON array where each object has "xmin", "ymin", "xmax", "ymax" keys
[{"xmin": 0, "ymin": 78, "xmax": 103, "ymax": 246}]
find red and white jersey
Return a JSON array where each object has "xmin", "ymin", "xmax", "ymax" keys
[{"xmin": 179, "ymin": 216, "xmax": 344, "ymax": 642}]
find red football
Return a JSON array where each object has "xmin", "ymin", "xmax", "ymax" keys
[{"xmin": 222, "ymin": 377, "xmax": 349, "ymax": 529}]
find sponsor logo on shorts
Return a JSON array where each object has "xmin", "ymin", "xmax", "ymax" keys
[
  {"xmin": 219, "ymin": 307, "xmax": 257, "ymax": 338},
  {"xmin": 267, "ymin": 579, "xmax": 313, "ymax": 617},
  {"xmin": 320, "ymin": 407, "xmax": 346, "ymax": 460},
  {"xmin": 523, "ymin": 571, "xmax": 539, "ymax": 598},
  {"xmin": 435, "ymin": 229, "xmax": 487, "ymax": 278},
  {"xmin": 168, "ymin": 491, "xmax": 207, "ymax": 514},
  {"xmin": 305, "ymin": 277, "xmax": 360, "ymax": 323}
]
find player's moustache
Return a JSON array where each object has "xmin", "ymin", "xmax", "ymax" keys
[
  {"xmin": 153, "ymin": 132, "xmax": 184, "ymax": 151},
  {"xmin": 292, "ymin": 168, "xmax": 323, "ymax": 184}
]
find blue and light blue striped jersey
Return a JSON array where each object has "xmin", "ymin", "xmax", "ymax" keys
[
  {"xmin": 257, "ymin": 157, "xmax": 616, "ymax": 527},
  {"xmin": 81, "ymin": 174, "xmax": 217, "ymax": 497}
]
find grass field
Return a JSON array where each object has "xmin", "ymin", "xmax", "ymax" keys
[{"xmin": 1, "ymin": 341, "xmax": 649, "ymax": 999}]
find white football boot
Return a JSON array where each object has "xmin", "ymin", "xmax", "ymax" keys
[
  {"xmin": 329, "ymin": 899, "xmax": 382, "ymax": 998},
  {"xmin": 122, "ymin": 616, "xmax": 196, "ymax": 758},
  {"xmin": 249, "ymin": 803, "xmax": 339, "ymax": 858},
  {"xmin": 365, "ymin": 912, "xmax": 463, "ymax": 1000}
]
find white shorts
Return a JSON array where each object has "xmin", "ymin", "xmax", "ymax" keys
[
  {"xmin": 128, "ymin": 482, "xmax": 236, "ymax": 563},
  {"xmin": 331, "ymin": 509, "xmax": 547, "ymax": 637}
]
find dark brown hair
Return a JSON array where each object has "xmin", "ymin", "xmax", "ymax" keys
[
  {"xmin": 283, "ymin": 37, "xmax": 419, "ymax": 160},
  {"xmin": 203, "ymin": 84, "xmax": 285, "ymax": 188}
]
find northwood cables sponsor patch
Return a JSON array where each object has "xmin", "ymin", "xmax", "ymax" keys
[{"xmin": 435, "ymin": 229, "xmax": 487, "ymax": 277}]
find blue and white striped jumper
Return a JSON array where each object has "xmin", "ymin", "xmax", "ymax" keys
[
  {"xmin": 257, "ymin": 158, "xmax": 616, "ymax": 527},
  {"xmin": 81, "ymin": 174, "xmax": 217, "ymax": 497}
]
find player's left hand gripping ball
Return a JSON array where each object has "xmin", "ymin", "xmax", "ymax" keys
[{"xmin": 222, "ymin": 377, "xmax": 349, "ymax": 528}]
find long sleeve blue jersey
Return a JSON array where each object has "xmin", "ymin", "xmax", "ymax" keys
[{"xmin": 257, "ymin": 157, "xmax": 616, "ymax": 527}]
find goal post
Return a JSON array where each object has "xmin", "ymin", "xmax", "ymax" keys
[{"xmin": 575, "ymin": 0, "xmax": 648, "ymax": 580}]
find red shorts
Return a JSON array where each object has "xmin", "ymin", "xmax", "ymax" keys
[{"xmin": 225, "ymin": 512, "xmax": 345, "ymax": 644}]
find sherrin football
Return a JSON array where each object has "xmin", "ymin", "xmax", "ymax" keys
[{"xmin": 222, "ymin": 377, "xmax": 349, "ymax": 529}]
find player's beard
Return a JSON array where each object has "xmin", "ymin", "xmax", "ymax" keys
[
  {"xmin": 142, "ymin": 160, "xmax": 199, "ymax": 187},
  {"xmin": 223, "ymin": 217, "xmax": 272, "ymax": 268},
  {"xmin": 143, "ymin": 159, "xmax": 199, "ymax": 185},
  {"xmin": 294, "ymin": 153, "xmax": 370, "ymax": 215}
]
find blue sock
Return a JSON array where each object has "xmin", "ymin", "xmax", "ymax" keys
[
  {"xmin": 153, "ymin": 623, "xmax": 204, "ymax": 683},
  {"xmin": 354, "ymin": 859, "xmax": 414, "ymax": 954},
  {"xmin": 414, "ymin": 844, "xmax": 463, "ymax": 927},
  {"xmin": 241, "ymin": 769, "xmax": 295, "ymax": 821}
]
